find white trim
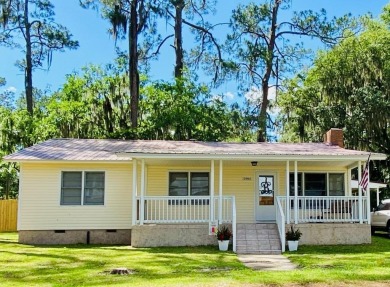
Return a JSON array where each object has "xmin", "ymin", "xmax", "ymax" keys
[
  {"xmin": 294, "ymin": 161, "xmax": 298, "ymax": 224},
  {"xmin": 140, "ymin": 159, "xmax": 145, "ymax": 225},
  {"xmin": 218, "ymin": 160, "xmax": 223, "ymax": 222},
  {"xmin": 132, "ymin": 159, "xmax": 137, "ymax": 226},
  {"xmin": 286, "ymin": 161, "xmax": 290, "ymax": 224},
  {"xmin": 358, "ymin": 161, "xmax": 363, "ymax": 224},
  {"xmin": 210, "ymin": 160, "xmax": 215, "ymax": 223},
  {"xmin": 5, "ymin": 160, "xmax": 133, "ymax": 164},
  {"xmin": 119, "ymin": 153, "xmax": 386, "ymax": 161},
  {"xmin": 366, "ymin": 160, "xmax": 371, "ymax": 224},
  {"xmin": 60, "ymin": 170, "xmax": 106, "ymax": 206},
  {"xmin": 255, "ymin": 171, "xmax": 278, "ymax": 221},
  {"xmin": 17, "ymin": 163, "xmax": 23, "ymax": 231},
  {"xmin": 167, "ymin": 170, "xmax": 211, "ymax": 196},
  {"xmin": 288, "ymin": 171, "xmax": 347, "ymax": 196}
]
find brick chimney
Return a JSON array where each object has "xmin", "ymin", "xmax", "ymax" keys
[{"xmin": 324, "ymin": 128, "xmax": 344, "ymax": 148}]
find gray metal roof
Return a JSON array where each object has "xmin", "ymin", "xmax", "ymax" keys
[{"xmin": 3, "ymin": 138, "xmax": 386, "ymax": 162}]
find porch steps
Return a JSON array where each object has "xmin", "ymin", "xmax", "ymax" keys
[{"xmin": 236, "ymin": 223, "xmax": 282, "ymax": 255}]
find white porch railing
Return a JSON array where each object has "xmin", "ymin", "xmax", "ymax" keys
[
  {"xmin": 135, "ymin": 196, "xmax": 235, "ymax": 224},
  {"xmin": 276, "ymin": 197, "xmax": 286, "ymax": 252},
  {"xmin": 135, "ymin": 195, "xmax": 237, "ymax": 252},
  {"xmin": 278, "ymin": 196, "xmax": 368, "ymax": 223}
]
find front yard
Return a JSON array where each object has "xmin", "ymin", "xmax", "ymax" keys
[{"xmin": 1, "ymin": 232, "xmax": 390, "ymax": 287}]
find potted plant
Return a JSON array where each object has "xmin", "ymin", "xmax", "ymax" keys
[
  {"xmin": 216, "ymin": 225, "xmax": 232, "ymax": 251},
  {"xmin": 286, "ymin": 225, "xmax": 302, "ymax": 251}
]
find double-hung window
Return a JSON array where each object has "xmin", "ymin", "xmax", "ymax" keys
[
  {"xmin": 289, "ymin": 172, "xmax": 345, "ymax": 197},
  {"xmin": 168, "ymin": 172, "xmax": 209, "ymax": 204},
  {"xmin": 61, "ymin": 171, "xmax": 105, "ymax": 205}
]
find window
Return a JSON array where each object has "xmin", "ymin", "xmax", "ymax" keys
[
  {"xmin": 84, "ymin": 172, "xmax": 105, "ymax": 205},
  {"xmin": 289, "ymin": 172, "xmax": 345, "ymax": 197},
  {"xmin": 289, "ymin": 173, "xmax": 302, "ymax": 196},
  {"xmin": 61, "ymin": 172, "xmax": 82, "ymax": 205},
  {"xmin": 305, "ymin": 173, "xmax": 326, "ymax": 196},
  {"xmin": 169, "ymin": 172, "xmax": 209, "ymax": 204},
  {"xmin": 329, "ymin": 173, "xmax": 345, "ymax": 196},
  {"xmin": 61, "ymin": 171, "xmax": 105, "ymax": 205}
]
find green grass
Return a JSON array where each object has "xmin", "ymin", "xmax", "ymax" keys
[{"xmin": 1, "ymin": 232, "xmax": 390, "ymax": 286}]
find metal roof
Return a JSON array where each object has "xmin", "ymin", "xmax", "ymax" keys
[{"xmin": 3, "ymin": 138, "xmax": 386, "ymax": 162}]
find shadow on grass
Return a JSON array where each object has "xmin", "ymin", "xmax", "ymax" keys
[{"xmin": 286, "ymin": 233, "xmax": 390, "ymax": 255}]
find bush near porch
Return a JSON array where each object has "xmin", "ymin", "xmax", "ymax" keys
[{"xmin": 0, "ymin": 232, "xmax": 390, "ymax": 287}]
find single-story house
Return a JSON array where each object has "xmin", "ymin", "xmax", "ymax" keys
[{"xmin": 4, "ymin": 128, "xmax": 387, "ymax": 253}]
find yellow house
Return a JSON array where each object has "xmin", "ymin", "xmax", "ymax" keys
[{"xmin": 4, "ymin": 129, "xmax": 387, "ymax": 253}]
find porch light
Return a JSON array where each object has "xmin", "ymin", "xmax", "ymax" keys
[{"xmin": 251, "ymin": 161, "xmax": 258, "ymax": 167}]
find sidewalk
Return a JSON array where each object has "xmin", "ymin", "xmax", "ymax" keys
[{"xmin": 237, "ymin": 254, "xmax": 297, "ymax": 271}]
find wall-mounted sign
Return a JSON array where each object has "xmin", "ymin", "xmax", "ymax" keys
[
  {"xmin": 242, "ymin": 177, "xmax": 252, "ymax": 181},
  {"xmin": 259, "ymin": 176, "xmax": 274, "ymax": 197}
]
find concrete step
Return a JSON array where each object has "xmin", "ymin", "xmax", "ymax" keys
[{"xmin": 236, "ymin": 223, "xmax": 282, "ymax": 255}]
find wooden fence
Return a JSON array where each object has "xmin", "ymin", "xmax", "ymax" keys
[{"xmin": 0, "ymin": 199, "xmax": 18, "ymax": 232}]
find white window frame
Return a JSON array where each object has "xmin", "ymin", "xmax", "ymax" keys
[
  {"xmin": 168, "ymin": 171, "xmax": 210, "ymax": 196},
  {"xmin": 60, "ymin": 171, "xmax": 105, "ymax": 206},
  {"xmin": 289, "ymin": 171, "xmax": 346, "ymax": 196}
]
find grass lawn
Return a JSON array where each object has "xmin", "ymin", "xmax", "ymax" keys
[{"xmin": 1, "ymin": 233, "xmax": 390, "ymax": 287}]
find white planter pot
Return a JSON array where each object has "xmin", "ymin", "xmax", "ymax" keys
[
  {"xmin": 218, "ymin": 240, "xmax": 229, "ymax": 251},
  {"xmin": 287, "ymin": 240, "xmax": 299, "ymax": 251}
]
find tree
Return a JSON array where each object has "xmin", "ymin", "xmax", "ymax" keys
[
  {"xmin": 81, "ymin": 0, "xmax": 160, "ymax": 134},
  {"xmin": 278, "ymin": 16, "xmax": 390, "ymax": 190},
  {"xmin": 139, "ymin": 76, "xmax": 235, "ymax": 141},
  {"xmin": 226, "ymin": 0, "xmax": 356, "ymax": 142},
  {"xmin": 162, "ymin": 0, "xmax": 223, "ymax": 80},
  {"xmin": 0, "ymin": 0, "xmax": 78, "ymax": 117}
]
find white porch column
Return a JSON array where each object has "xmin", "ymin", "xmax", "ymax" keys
[
  {"xmin": 210, "ymin": 160, "xmax": 215, "ymax": 223},
  {"xmin": 294, "ymin": 160, "xmax": 298, "ymax": 224},
  {"xmin": 377, "ymin": 188, "xmax": 380, "ymax": 206},
  {"xmin": 366, "ymin": 161, "xmax": 371, "ymax": 224},
  {"xmin": 286, "ymin": 160, "xmax": 290, "ymax": 224},
  {"xmin": 140, "ymin": 159, "xmax": 146, "ymax": 225},
  {"xmin": 358, "ymin": 160, "xmax": 363, "ymax": 224},
  {"xmin": 218, "ymin": 160, "xmax": 223, "ymax": 222},
  {"xmin": 132, "ymin": 159, "xmax": 138, "ymax": 226}
]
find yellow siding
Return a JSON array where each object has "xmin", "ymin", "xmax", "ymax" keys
[
  {"xmin": 19, "ymin": 162, "xmax": 132, "ymax": 230},
  {"xmin": 0, "ymin": 199, "xmax": 18, "ymax": 231},
  {"xmin": 146, "ymin": 163, "xmax": 348, "ymax": 223},
  {"xmin": 19, "ymin": 161, "xmax": 349, "ymax": 229}
]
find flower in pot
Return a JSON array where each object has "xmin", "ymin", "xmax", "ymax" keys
[
  {"xmin": 216, "ymin": 225, "xmax": 232, "ymax": 251},
  {"xmin": 286, "ymin": 225, "xmax": 302, "ymax": 251}
]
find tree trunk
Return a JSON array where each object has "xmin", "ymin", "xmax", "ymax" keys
[
  {"xmin": 174, "ymin": 0, "xmax": 184, "ymax": 78},
  {"xmin": 129, "ymin": 0, "xmax": 139, "ymax": 134},
  {"xmin": 24, "ymin": 0, "xmax": 33, "ymax": 116},
  {"xmin": 257, "ymin": 0, "xmax": 280, "ymax": 142}
]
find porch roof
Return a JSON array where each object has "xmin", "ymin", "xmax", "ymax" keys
[{"xmin": 4, "ymin": 138, "xmax": 387, "ymax": 162}]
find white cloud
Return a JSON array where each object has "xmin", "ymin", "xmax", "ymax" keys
[
  {"xmin": 223, "ymin": 91, "xmax": 235, "ymax": 100},
  {"xmin": 211, "ymin": 91, "xmax": 235, "ymax": 102},
  {"xmin": 5, "ymin": 86, "xmax": 17, "ymax": 93},
  {"xmin": 244, "ymin": 86, "xmax": 277, "ymax": 104}
]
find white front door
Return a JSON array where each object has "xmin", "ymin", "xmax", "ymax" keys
[{"xmin": 255, "ymin": 172, "xmax": 277, "ymax": 221}]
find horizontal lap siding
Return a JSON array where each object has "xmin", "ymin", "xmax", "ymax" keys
[{"xmin": 19, "ymin": 163, "xmax": 132, "ymax": 230}]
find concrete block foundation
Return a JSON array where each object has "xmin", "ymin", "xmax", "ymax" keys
[
  {"xmin": 131, "ymin": 224, "xmax": 217, "ymax": 247},
  {"xmin": 287, "ymin": 223, "xmax": 371, "ymax": 245},
  {"xmin": 19, "ymin": 229, "xmax": 131, "ymax": 245}
]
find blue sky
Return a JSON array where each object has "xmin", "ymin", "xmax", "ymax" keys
[{"xmin": 0, "ymin": 0, "xmax": 389, "ymax": 101}]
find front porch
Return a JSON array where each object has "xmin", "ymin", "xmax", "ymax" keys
[
  {"xmin": 132, "ymin": 194, "xmax": 371, "ymax": 252},
  {"xmin": 130, "ymin": 156, "xmax": 373, "ymax": 252}
]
